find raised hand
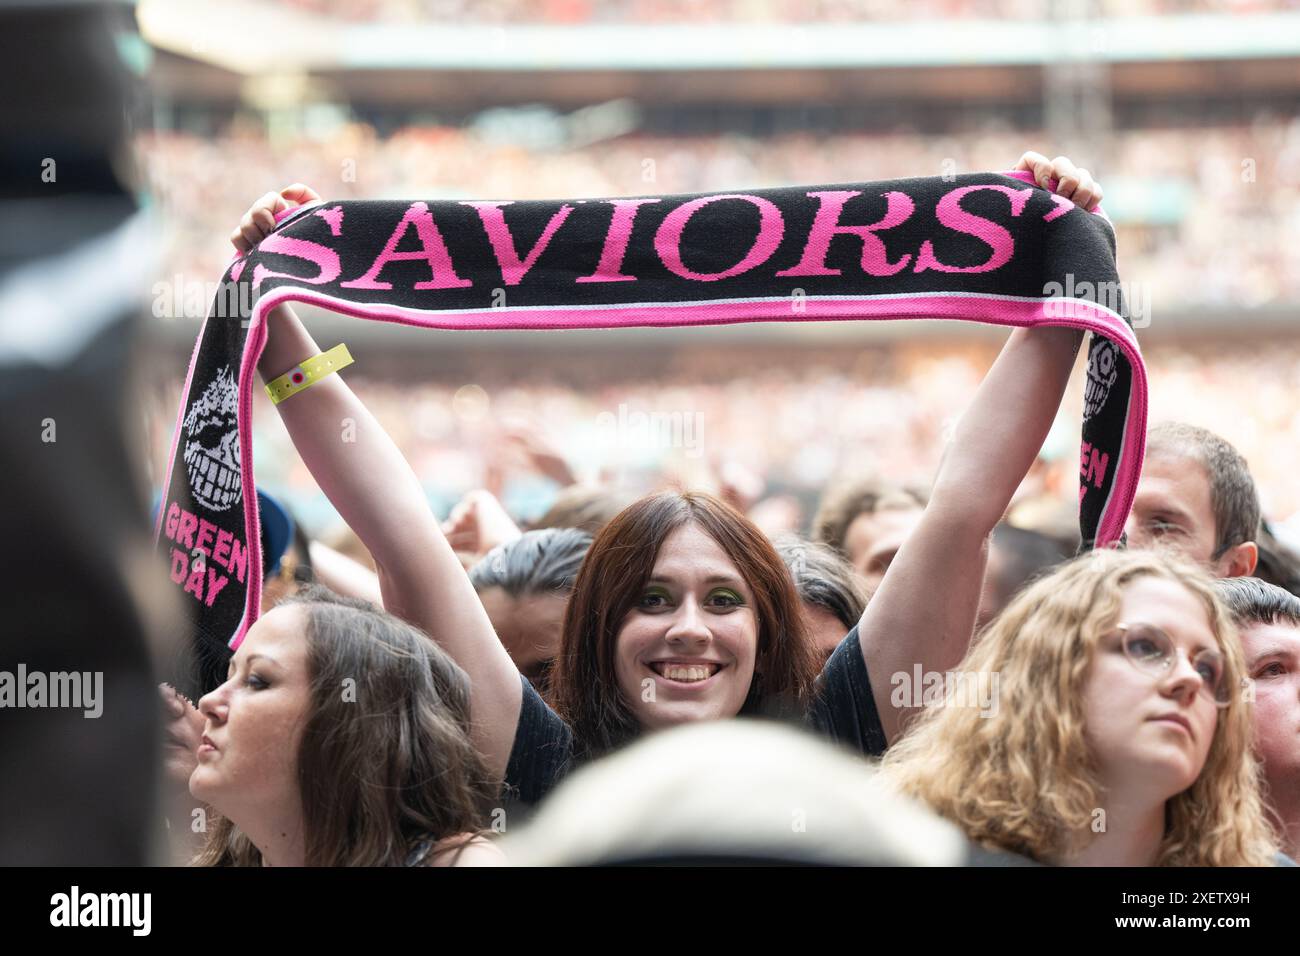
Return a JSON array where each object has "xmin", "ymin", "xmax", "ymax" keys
[
  {"xmin": 159, "ymin": 681, "xmax": 205, "ymax": 789},
  {"xmin": 442, "ymin": 489, "xmax": 523, "ymax": 559},
  {"xmin": 229, "ymin": 183, "xmax": 323, "ymax": 254},
  {"xmin": 1015, "ymin": 151, "xmax": 1103, "ymax": 212}
]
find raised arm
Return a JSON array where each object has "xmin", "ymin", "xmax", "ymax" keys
[
  {"xmin": 860, "ymin": 153, "xmax": 1101, "ymax": 746},
  {"xmin": 238, "ymin": 185, "xmax": 524, "ymax": 782},
  {"xmin": 305, "ymin": 540, "xmax": 384, "ymax": 607}
]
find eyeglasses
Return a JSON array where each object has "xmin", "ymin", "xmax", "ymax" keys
[{"xmin": 1113, "ymin": 623, "xmax": 1232, "ymax": 709}]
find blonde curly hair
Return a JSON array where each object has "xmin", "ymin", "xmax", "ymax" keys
[{"xmin": 880, "ymin": 548, "xmax": 1277, "ymax": 866}]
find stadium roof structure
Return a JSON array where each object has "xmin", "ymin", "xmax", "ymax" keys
[{"xmin": 139, "ymin": 1, "xmax": 1300, "ymax": 74}]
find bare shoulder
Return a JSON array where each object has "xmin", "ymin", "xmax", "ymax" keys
[{"xmin": 427, "ymin": 834, "xmax": 508, "ymax": 867}]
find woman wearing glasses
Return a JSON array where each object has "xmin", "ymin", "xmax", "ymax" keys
[{"xmin": 879, "ymin": 548, "xmax": 1280, "ymax": 866}]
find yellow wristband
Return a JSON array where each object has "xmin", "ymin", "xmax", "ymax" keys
[{"xmin": 265, "ymin": 343, "xmax": 354, "ymax": 405}]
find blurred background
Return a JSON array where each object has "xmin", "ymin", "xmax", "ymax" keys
[{"xmin": 129, "ymin": 0, "xmax": 1300, "ymax": 547}]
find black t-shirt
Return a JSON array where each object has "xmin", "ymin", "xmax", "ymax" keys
[
  {"xmin": 501, "ymin": 624, "xmax": 886, "ymax": 807},
  {"xmin": 500, "ymin": 675, "xmax": 574, "ymax": 809},
  {"xmin": 805, "ymin": 624, "xmax": 889, "ymax": 756}
]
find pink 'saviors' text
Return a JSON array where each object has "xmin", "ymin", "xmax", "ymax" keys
[{"xmin": 246, "ymin": 184, "xmax": 1080, "ymax": 293}]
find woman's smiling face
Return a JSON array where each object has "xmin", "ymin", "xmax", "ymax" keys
[{"xmin": 614, "ymin": 523, "xmax": 759, "ymax": 731}]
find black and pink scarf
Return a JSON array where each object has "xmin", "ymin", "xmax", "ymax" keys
[{"xmin": 155, "ymin": 169, "xmax": 1147, "ymax": 692}]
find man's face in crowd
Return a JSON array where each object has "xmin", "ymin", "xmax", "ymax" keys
[
  {"xmin": 1238, "ymin": 621, "xmax": 1300, "ymax": 835},
  {"xmin": 844, "ymin": 506, "xmax": 924, "ymax": 590},
  {"xmin": 1125, "ymin": 452, "xmax": 1256, "ymax": 578}
]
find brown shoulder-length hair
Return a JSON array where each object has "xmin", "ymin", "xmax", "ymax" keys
[
  {"xmin": 550, "ymin": 491, "xmax": 822, "ymax": 759},
  {"xmin": 195, "ymin": 586, "xmax": 496, "ymax": 866}
]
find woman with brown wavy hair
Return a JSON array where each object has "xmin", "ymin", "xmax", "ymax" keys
[
  {"xmin": 471, "ymin": 489, "xmax": 829, "ymax": 807},
  {"xmin": 170, "ymin": 586, "xmax": 500, "ymax": 866},
  {"xmin": 552, "ymin": 492, "xmax": 823, "ymax": 753},
  {"xmin": 879, "ymin": 549, "xmax": 1280, "ymax": 866}
]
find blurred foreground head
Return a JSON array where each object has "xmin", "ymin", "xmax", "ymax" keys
[
  {"xmin": 501, "ymin": 720, "xmax": 969, "ymax": 866},
  {"xmin": 0, "ymin": 1, "xmax": 181, "ymax": 864}
]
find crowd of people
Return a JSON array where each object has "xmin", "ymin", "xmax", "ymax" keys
[
  {"xmin": 136, "ymin": 117, "xmax": 1300, "ymax": 313},
  {"xmin": 154, "ymin": 156, "xmax": 1300, "ymax": 867},
  {"xmin": 137, "ymin": 112, "xmax": 1300, "ymax": 562},
  {"xmin": 143, "ymin": 335, "xmax": 1300, "ymax": 549}
]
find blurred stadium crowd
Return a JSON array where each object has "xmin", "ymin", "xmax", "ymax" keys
[
  {"xmin": 137, "ymin": 121, "xmax": 1300, "ymax": 308},
  {"xmin": 142, "ymin": 338, "xmax": 1300, "ymax": 551},
  {"xmin": 136, "ymin": 115, "xmax": 1300, "ymax": 546}
]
